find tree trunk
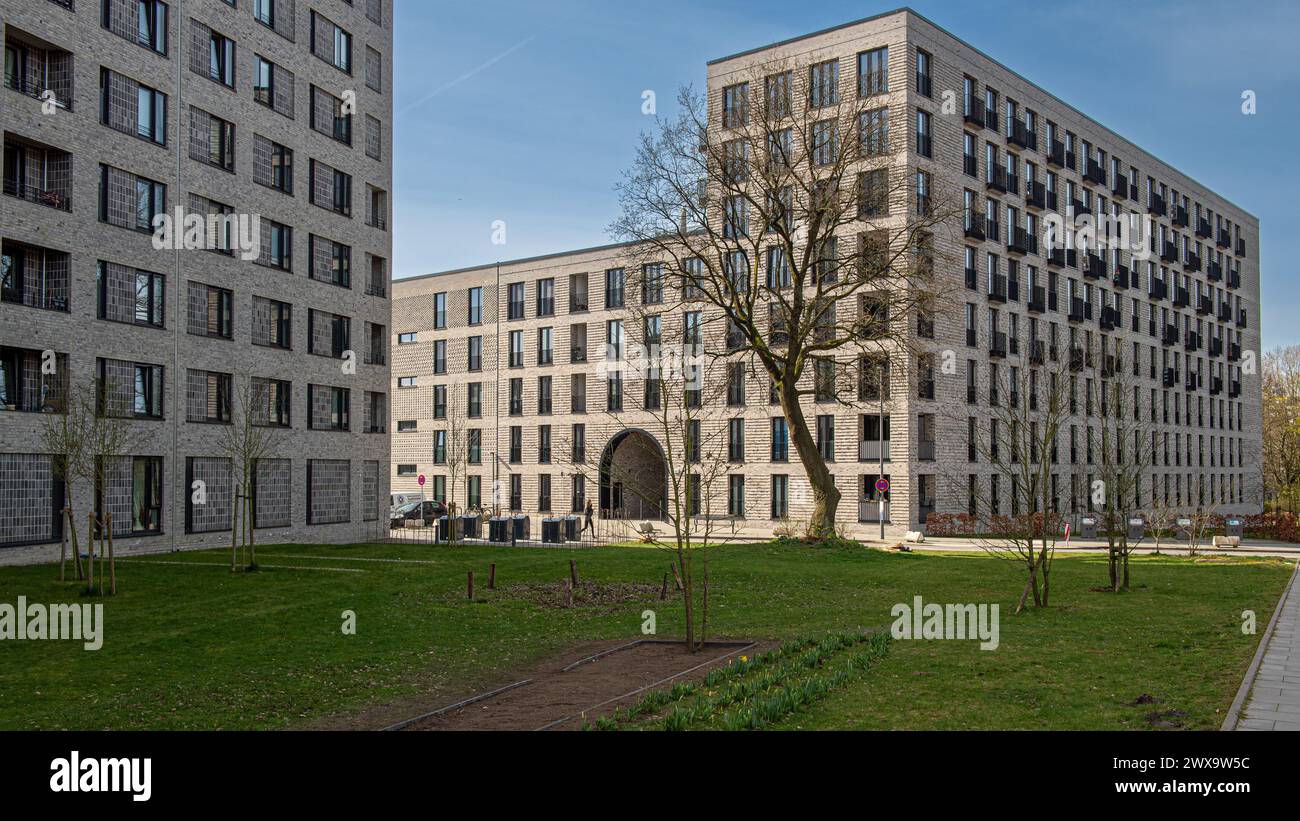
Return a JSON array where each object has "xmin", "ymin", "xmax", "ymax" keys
[
  {"xmin": 678, "ymin": 548, "xmax": 694, "ymax": 652},
  {"xmin": 68, "ymin": 501, "xmax": 84, "ymax": 581},
  {"xmin": 231, "ymin": 489, "xmax": 239, "ymax": 572},
  {"xmin": 779, "ymin": 380, "xmax": 840, "ymax": 537},
  {"xmin": 58, "ymin": 508, "xmax": 68, "ymax": 582},
  {"xmin": 106, "ymin": 514, "xmax": 116, "ymax": 596},
  {"xmin": 86, "ymin": 511, "xmax": 96, "ymax": 596}
]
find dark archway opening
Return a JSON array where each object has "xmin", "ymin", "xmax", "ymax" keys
[{"xmin": 599, "ymin": 429, "xmax": 667, "ymax": 521}]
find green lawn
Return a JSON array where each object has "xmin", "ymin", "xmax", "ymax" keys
[{"xmin": 0, "ymin": 541, "xmax": 1289, "ymax": 730}]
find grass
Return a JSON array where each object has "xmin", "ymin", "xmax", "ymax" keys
[{"xmin": 0, "ymin": 541, "xmax": 1290, "ymax": 730}]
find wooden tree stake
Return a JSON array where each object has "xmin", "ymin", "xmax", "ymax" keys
[
  {"xmin": 569, "ymin": 558, "xmax": 579, "ymax": 588},
  {"xmin": 488, "ymin": 563, "xmax": 496, "ymax": 590},
  {"xmin": 467, "ymin": 570, "xmax": 475, "ymax": 600}
]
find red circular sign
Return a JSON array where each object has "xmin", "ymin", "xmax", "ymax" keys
[
  {"xmin": 875, "ymin": 479, "xmax": 890, "ymax": 494},
  {"xmin": 417, "ymin": 475, "xmax": 426, "ymax": 487}
]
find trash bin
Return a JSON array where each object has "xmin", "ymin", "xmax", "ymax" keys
[
  {"xmin": 459, "ymin": 514, "xmax": 480, "ymax": 539},
  {"xmin": 488, "ymin": 516, "xmax": 510, "ymax": 543},
  {"xmin": 1225, "ymin": 517, "xmax": 1244, "ymax": 539},
  {"xmin": 562, "ymin": 515, "xmax": 580, "ymax": 542},
  {"xmin": 1079, "ymin": 516, "xmax": 1097, "ymax": 539},
  {"xmin": 511, "ymin": 515, "xmax": 530, "ymax": 541},
  {"xmin": 541, "ymin": 517, "xmax": 562, "ymax": 544},
  {"xmin": 436, "ymin": 516, "xmax": 450, "ymax": 542},
  {"xmin": 1174, "ymin": 517, "xmax": 1193, "ymax": 540},
  {"xmin": 1127, "ymin": 517, "xmax": 1145, "ymax": 541}
]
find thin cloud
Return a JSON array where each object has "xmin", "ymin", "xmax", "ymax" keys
[{"xmin": 396, "ymin": 34, "xmax": 537, "ymax": 118}]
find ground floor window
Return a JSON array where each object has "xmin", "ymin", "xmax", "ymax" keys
[{"xmin": 770, "ymin": 475, "xmax": 789, "ymax": 519}]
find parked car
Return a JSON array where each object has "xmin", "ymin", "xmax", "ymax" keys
[
  {"xmin": 389, "ymin": 492, "xmax": 418, "ymax": 513},
  {"xmin": 389, "ymin": 500, "xmax": 447, "ymax": 529}
]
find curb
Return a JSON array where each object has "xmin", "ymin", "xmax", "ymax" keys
[{"xmin": 1221, "ymin": 558, "xmax": 1300, "ymax": 731}]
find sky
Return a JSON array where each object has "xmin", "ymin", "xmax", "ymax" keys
[{"xmin": 393, "ymin": 0, "xmax": 1300, "ymax": 349}]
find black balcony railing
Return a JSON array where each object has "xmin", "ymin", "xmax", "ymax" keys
[
  {"xmin": 1028, "ymin": 286, "xmax": 1046, "ymax": 313},
  {"xmin": 1218, "ymin": 302, "xmax": 1232, "ymax": 322},
  {"xmin": 1008, "ymin": 226, "xmax": 1033, "ymax": 255},
  {"xmin": 1068, "ymin": 298, "xmax": 1086, "ymax": 323},
  {"xmin": 985, "ymin": 219, "xmax": 1000, "ymax": 243},
  {"xmin": 986, "ymin": 166, "xmax": 1008, "ymax": 194},
  {"xmin": 1071, "ymin": 198, "xmax": 1091, "ymax": 216},
  {"xmin": 1150, "ymin": 279, "xmax": 1168, "ymax": 301},
  {"xmin": 1163, "ymin": 368, "xmax": 1178, "ymax": 388},
  {"xmin": 1047, "ymin": 140, "xmax": 1066, "ymax": 167},
  {"xmin": 1160, "ymin": 242, "xmax": 1179, "ymax": 263},
  {"xmin": 1230, "ymin": 380, "xmax": 1242, "ymax": 398},
  {"xmin": 964, "ymin": 213, "xmax": 986, "ymax": 241},
  {"xmin": 1026, "ymin": 180, "xmax": 1046, "ymax": 210},
  {"xmin": 963, "ymin": 153, "xmax": 978, "ymax": 177},
  {"xmin": 1009, "ymin": 120, "xmax": 1036, "ymax": 150},
  {"xmin": 1083, "ymin": 159, "xmax": 1107, "ymax": 186},
  {"xmin": 963, "ymin": 98, "xmax": 986, "ymax": 128},
  {"xmin": 1229, "ymin": 342, "xmax": 1242, "ymax": 362},
  {"xmin": 988, "ymin": 273, "xmax": 1007, "ymax": 303},
  {"xmin": 1196, "ymin": 296, "xmax": 1212, "ymax": 316},
  {"xmin": 1112, "ymin": 177, "xmax": 1129, "ymax": 198},
  {"xmin": 1184, "ymin": 252, "xmax": 1201, "ymax": 272},
  {"xmin": 1172, "ymin": 205, "xmax": 1189, "ymax": 228},
  {"xmin": 1210, "ymin": 376, "xmax": 1223, "ymax": 396},
  {"xmin": 1083, "ymin": 253, "xmax": 1105, "ymax": 279},
  {"xmin": 1208, "ymin": 260, "xmax": 1223, "ymax": 281},
  {"xmin": 1227, "ymin": 269, "xmax": 1241, "ymax": 289},
  {"xmin": 1149, "ymin": 194, "xmax": 1167, "ymax": 217},
  {"xmin": 2, "ymin": 178, "xmax": 71, "ymax": 211},
  {"xmin": 1236, "ymin": 237, "xmax": 1246, "ymax": 258},
  {"xmin": 1185, "ymin": 331, "xmax": 1200, "ymax": 352},
  {"xmin": 1237, "ymin": 308, "xmax": 1248, "ymax": 328},
  {"xmin": 1163, "ymin": 324, "xmax": 1179, "ymax": 346},
  {"xmin": 1217, "ymin": 228, "xmax": 1231, "ymax": 248},
  {"xmin": 1113, "ymin": 263, "xmax": 1130, "ymax": 289},
  {"xmin": 990, "ymin": 331, "xmax": 1007, "ymax": 358},
  {"xmin": 1196, "ymin": 218, "xmax": 1213, "ymax": 239},
  {"xmin": 964, "ymin": 266, "xmax": 977, "ymax": 290},
  {"xmin": 1069, "ymin": 346, "xmax": 1086, "ymax": 372},
  {"xmin": 1173, "ymin": 287, "xmax": 1190, "ymax": 308},
  {"xmin": 1209, "ymin": 337, "xmax": 1223, "ymax": 357}
]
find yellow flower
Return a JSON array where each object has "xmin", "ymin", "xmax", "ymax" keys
[{"xmin": 740, "ymin": 656, "xmax": 749, "ymax": 663}]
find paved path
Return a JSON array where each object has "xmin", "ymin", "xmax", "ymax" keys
[{"xmin": 1232, "ymin": 561, "xmax": 1300, "ymax": 731}]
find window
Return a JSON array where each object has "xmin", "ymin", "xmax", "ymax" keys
[
  {"xmin": 569, "ymin": 273, "xmax": 589, "ymax": 312},
  {"xmin": 722, "ymin": 82, "xmax": 748, "ymax": 127},
  {"xmin": 307, "ymin": 235, "xmax": 351, "ymax": 288},
  {"xmin": 729, "ymin": 418, "xmax": 745, "ymax": 462},
  {"xmin": 98, "ymin": 456, "xmax": 163, "ymax": 535},
  {"xmin": 809, "ymin": 60, "xmax": 838, "ymax": 108},
  {"xmin": 915, "ymin": 109, "xmax": 931, "ymax": 157},
  {"xmin": 192, "ymin": 22, "xmax": 235, "ymax": 88},
  {"xmin": 509, "ymin": 378, "xmax": 523, "ymax": 416},
  {"xmin": 642, "ymin": 264, "xmax": 664, "ymax": 304},
  {"xmin": 810, "ymin": 120, "xmax": 838, "ymax": 166},
  {"xmin": 536, "ymin": 278, "xmax": 555, "ymax": 316},
  {"xmin": 538, "ymin": 375, "xmax": 552, "ymax": 414},
  {"xmin": 607, "ymin": 372, "xmax": 623, "ymax": 412},
  {"xmin": 253, "ymin": 135, "xmax": 293, "ymax": 193},
  {"xmin": 187, "ymin": 370, "xmax": 232, "ymax": 423},
  {"xmin": 857, "ymin": 47, "xmax": 888, "ymax": 96},
  {"xmin": 771, "ymin": 417, "xmax": 789, "ymax": 462},
  {"xmin": 432, "ymin": 292, "xmax": 446, "ymax": 328},
  {"xmin": 570, "ymin": 323, "xmax": 587, "ymax": 363},
  {"xmin": 311, "ymin": 11, "xmax": 352, "ymax": 73},
  {"xmin": 817, "ymin": 415, "xmax": 835, "ymax": 461},
  {"xmin": 729, "ymin": 475, "xmax": 746, "ymax": 517},
  {"xmin": 252, "ymin": 297, "xmax": 291, "ymax": 349},
  {"xmin": 538, "ymin": 327, "xmax": 553, "ymax": 365},
  {"xmin": 396, "ymin": 420, "xmax": 416, "ymax": 433},
  {"xmin": 97, "ymin": 262, "xmax": 164, "ymax": 328},
  {"xmin": 98, "ymin": 165, "xmax": 165, "ymax": 232},
  {"xmin": 468, "ymin": 287, "xmax": 483, "ymax": 325},
  {"xmin": 915, "ymin": 49, "xmax": 932, "ymax": 98},
  {"xmin": 508, "ymin": 282, "xmax": 525, "ymax": 320},
  {"xmin": 467, "ymin": 383, "xmax": 482, "ymax": 418},
  {"xmin": 771, "ymin": 475, "xmax": 789, "ymax": 519},
  {"xmin": 189, "ymin": 107, "xmax": 233, "ymax": 170},
  {"xmin": 509, "ymin": 426, "xmax": 522, "ymax": 463},
  {"xmin": 538, "ymin": 474, "xmax": 552, "ymax": 512},
  {"xmin": 397, "ymin": 376, "xmax": 417, "ymax": 388},
  {"xmin": 97, "ymin": 358, "xmax": 164, "ymax": 419},
  {"xmin": 433, "ymin": 385, "xmax": 447, "ymax": 419},
  {"xmin": 307, "ymin": 384, "xmax": 350, "ymax": 431},
  {"xmin": 572, "ymin": 423, "xmax": 586, "ymax": 463},
  {"xmin": 103, "ymin": 0, "xmax": 168, "ymax": 55},
  {"xmin": 509, "ymin": 330, "xmax": 523, "ymax": 368},
  {"xmin": 468, "ymin": 430, "xmax": 482, "ymax": 464},
  {"xmin": 605, "ymin": 268, "xmax": 625, "ymax": 308},
  {"xmin": 397, "ymin": 464, "xmax": 417, "ymax": 477},
  {"xmin": 310, "ymin": 85, "xmax": 352, "ymax": 145},
  {"xmin": 188, "ymin": 283, "xmax": 233, "ymax": 339},
  {"xmin": 859, "ymin": 107, "xmax": 889, "ymax": 156},
  {"xmin": 254, "ymin": 55, "xmax": 294, "ymax": 118},
  {"xmin": 467, "ymin": 336, "xmax": 482, "ymax": 371},
  {"xmin": 100, "ymin": 69, "xmax": 167, "ymax": 145},
  {"xmin": 258, "ymin": 220, "xmax": 292, "ymax": 271},
  {"xmin": 434, "ymin": 431, "xmax": 447, "ymax": 465},
  {"xmin": 309, "ymin": 159, "xmax": 352, "ymax": 216},
  {"xmin": 307, "ymin": 309, "xmax": 350, "ymax": 358}
]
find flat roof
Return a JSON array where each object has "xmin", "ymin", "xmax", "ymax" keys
[{"xmin": 395, "ymin": 238, "xmax": 639, "ymax": 284}]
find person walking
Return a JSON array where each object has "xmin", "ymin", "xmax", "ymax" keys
[{"xmin": 583, "ymin": 499, "xmax": 596, "ymax": 538}]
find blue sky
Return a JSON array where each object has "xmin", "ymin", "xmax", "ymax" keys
[{"xmin": 393, "ymin": 0, "xmax": 1300, "ymax": 348}]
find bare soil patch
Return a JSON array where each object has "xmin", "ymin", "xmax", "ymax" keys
[{"xmin": 400, "ymin": 638, "xmax": 764, "ymax": 731}]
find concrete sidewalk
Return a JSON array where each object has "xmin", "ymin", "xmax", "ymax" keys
[
  {"xmin": 1230, "ymin": 561, "xmax": 1300, "ymax": 731},
  {"xmin": 908, "ymin": 536, "xmax": 1300, "ymax": 559}
]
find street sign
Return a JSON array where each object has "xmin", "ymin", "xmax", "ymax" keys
[
  {"xmin": 417, "ymin": 474, "xmax": 426, "ymax": 487},
  {"xmin": 875, "ymin": 478, "xmax": 890, "ymax": 494}
]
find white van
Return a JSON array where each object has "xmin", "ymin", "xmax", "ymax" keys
[{"xmin": 390, "ymin": 492, "xmax": 419, "ymax": 513}]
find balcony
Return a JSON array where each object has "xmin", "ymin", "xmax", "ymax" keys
[
  {"xmin": 1172, "ymin": 287, "xmax": 1190, "ymax": 308},
  {"xmin": 1229, "ymin": 342, "xmax": 1242, "ymax": 362},
  {"xmin": 963, "ymin": 153, "xmax": 978, "ymax": 177},
  {"xmin": 1163, "ymin": 368, "xmax": 1177, "ymax": 388},
  {"xmin": 1196, "ymin": 218, "xmax": 1213, "ymax": 239},
  {"xmin": 3, "ymin": 33, "xmax": 74, "ymax": 111},
  {"xmin": 1149, "ymin": 279, "xmax": 1168, "ymax": 301},
  {"xmin": 858, "ymin": 440, "xmax": 893, "ymax": 463},
  {"xmin": 1083, "ymin": 253, "xmax": 1106, "ymax": 279},
  {"xmin": 963, "ymin": 98, "xmax": 986, "ymax": 128},
  {"xmin": 1005, "ymin": 170, "xmax": 1020, "ymax": 196},
  {"xmin": 918, "ymin": 440, "xmax": 936, "ymax": 461},
  {"xmin": 1, "ymin": 240, "xmax": 70, "ymax": 312},
  {"xmin": 1083, "ymin": 158, "xmax": 1107, "ymax": 186},
  {"xmin": 985, "ymin": 166, "xmax": 1009, "ymax": 194},
  {"xmin": 1068, "ymin": 297, "xmax": 1086, "ymax": 323},
  {"xmin": 1195, "ymin": 296, "xmax": 1212, "ymax": 316},
  {"xmin": 1071, "ymin": 198, "xmax": 1091, "ymax": 216},
  {"xmin": 1237, "ymin": 308, "xmax": 1248, "ymax": 329},
  {"xmin": 1008, "ymin": 120, "xmax": 1036, "ymax": 150},
  {"xmin": 1184, "ymin": 252, "xmax": 1201, "ymax": 273},
  {"xmin": 1007, "ymin": 226, "xmax": 1033, "ymax": 255},
  {"xmin": 964, "ymin": 213, "xmax": 986, "ymax": 241},
  {"xmin": 1111, "ymin": 177, "xmax": 1129, "ymax": 198},
  {"xmin": 1184, "ymin": 373, "xmax": 1199, "ymax": 392},
  {"xmin": 1149, "ymin": 194, "xmax": 1167, "ymax": 217},
  {"xmin": 1162, "ymin": 324, "xmax": 1179, "ymax": 346},
  {"xmin": 990, "ymin": 331, "xmax": 1007, "ymax": 358},
  {"xmin": 1047, "ymin": 140, "xmax": 1066, "ymax": 167},
  {"xmin": 1210, "ymin": 376, "xmax": 1223, "ymax": 396},
  {"xmin": 1207, "ymin": 260, "xmax": 1223, "ymax": 282},
  {"xmin": 1100, "ymin": 305, "xmax": 1119, "ymax": 331},
  {"xmin": 1069, "ymin": 346, "xmax": 1086, "ymax": 372},
  {"xmin": 1227, "ymin": 268, "xmax": 1241, "ymax": 289},
  {"xmin": 1029, "ymin": 340, "xmax": 1047, "ymax": 366},
  {"xmin": 964, "ymin": 266, "xmax": 977, "ymax": 289},
  {"xmin": 1217, "ymin": 228, "xmax": 1231, "ymax": 249},
  {"xmin": 0, "ymin": 346, "xmax": 67, "ymax": 413},
  {"xmin": 858, "ymin": 500, "xmax": 892, "ymax": 524},
  {"xmin": 1185, "ymin": 330, "xmax": 1200, "ymax": 352},
  {"xmin": 1046, "ymin": 246, "xmax": 1066, "ymax": 268},
  {"xmin": 2, "ymin": 135, "xmax": 72, "ymax": 212},
  {"xmin": 983, "ymin": 108, "xmax": 999, "ymax": 132},
  {"xmin": 1236, "ymin": 237, "xmax": 1247, "ymax": 258},
  {"xmin": 1229, "ymin": 380, "xmax": 1242, "ymax": 399},
  {"xmin": 988, "ymin": 273, "xmax": 1007, "ymax": 303},
  {"xmin": 1172, "ymin": 205, "xmax": 1189, "ymax": 228},
  {"xmin": 1025, "ymin": 181, "xmax": 1046, "ymax": 210},
  {"xmin": 1209, "ymin": 337, "xmax": 1223, "ymax": 357},
  {"xmin": 1113, "ymin": 263, "xmax": 1130, "ymax": 289},
  {"xmin": 1160, "ymin": 242, "xmax": 1179, "ymax": 264},
  {"xmin": 1028, "ymin": 286, "xmax": 1046, "ymax": 313},
  {"xmin": 1008, "ymin": 276, "xmax": 1020, "ymax": 302},
  {"xmin": 1218, "ymin": 302, "xmax": 1232, "ymax": 322}
]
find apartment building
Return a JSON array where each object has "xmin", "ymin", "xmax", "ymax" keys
[
  {"xmin": 0, "ymin": 0, "xmax": 392, "ymax": 562},
  {"xmin": 391, "ymin": 8, "xmax": 1262, "ymax": 537}
]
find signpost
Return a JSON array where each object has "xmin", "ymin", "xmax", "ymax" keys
[
  {"xmin": 418, "ymin": 474, "xmax": 426, "ymax": 505},
  {"xmin": 875, "ymin": 478, "xmax": 889, "ymax": 540}
]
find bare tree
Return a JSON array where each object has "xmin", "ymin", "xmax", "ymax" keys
[
  {"xmin": 1090, "ymin": 335, "xmax": 1157, "ymax": 591},
  {"xmin": 610, "ymin": 61, "xmax": 960, "ymax": 537},
  {"xmin": 441, "ymin": 389, "xmax": 468, "ymax": 542},
  {"xmin": 1143, "ymin": 492, "xmax": 1179, "ymax": 556},
  {"xmin": 952, "ymin": 343, "xmax": 1073, "ymax": 613},
  {"xmin": 219, "ymin": 373, "xmax": 280, "ymax": 571},
  {"xmin": 1262, "ymin": 346, "xmax": 1300, "ymax": 514}
]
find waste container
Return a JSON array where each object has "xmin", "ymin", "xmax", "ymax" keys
[
  {"xmin": 1127, "ymin": 517, "xmax": 1145, "ymax": 541},
  {"xmin": 436, "ymin": 516, "xmax": 450, "ymax": 543},
  {"xmin": 562, "ymin": 515, "xmax": 580, "ymax": 542},
  {"xmin": 1225, "ymin": 517, "xmax": 1244, "ymax": 539},
  {"xmin": 459, "ymin": 514, "xmax": 480, "ymax": 539},
  {"xmin": 541, "ymin": 517, "xmax": 562, "ymax": 544},
  {"xmin": 1079, "ymin": 516, "xmax": 1097, "ymax": 539},
  {"xmin": 1174, "ymin": 517, "xmax": 1193, "ymax": 540},
  {"xmin": 511, "ymin": 515, "xmax": 530, "ymax": 541},
  {"xmin": 488, "ymin": 516, "xmax": 510, "ymax": 543}
]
